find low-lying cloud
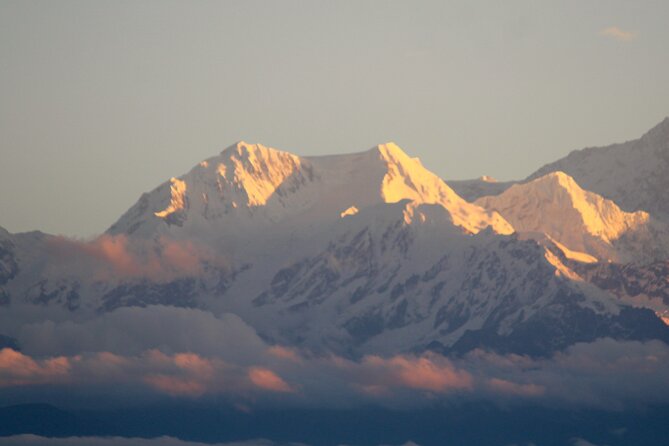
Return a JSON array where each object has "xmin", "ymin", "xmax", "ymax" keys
[
  {"xmin": 16, "ymin": 306, "xmax": 266, "ymax": 361},
  {"xmin": 2, "ymin": 306, "xmax": 669, "ymax": 411},
  {"xmin": 45, "ymin": 234, "xmax": 227, "ymax": 282},
  {"xmin": 0, "ymin": 348, "xmax": 70, "ymax": 387}
]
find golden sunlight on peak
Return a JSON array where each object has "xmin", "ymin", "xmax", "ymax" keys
[
  {"xmin": 232, "ymin": 141, "xmax": 275, "ymax": 157},
  {"xmin": 549, "ymin": 239, "xmax": 598, "ymax": 264},
  {"xmin": 476, "ymin": 170, "xmax": 650, "ymax": 255},
  {"xmin": 235, "ymin": 141, "xmax": 254, "ymax": 155},
  {"xmin": 375, "ymin": 142, "xmax": 410, "ymax": 161},
  {"xmin": 371, "ymin": 142, "xmax": 514, "ymax": 235},
  {"xmin": 340, "ymin": 206, "xmax": 359, "ymax": 218},
  {"xmin": 154, "ymin": 177, "xmax": 187, "ymax": 219},
  {"xmin": 226, "ymin": 144, "xmax": 302, "ymax": 207},
  {"xmin": 544, "ymin": 250, "xmax": 583, "ymax": 281},
  {"xmin": 219, "ymin": 141, "xmax": 269, "ymax": 157},
  {"xmin": 217, "ymin": 163, "xmax": 227, "ymax": 178}
]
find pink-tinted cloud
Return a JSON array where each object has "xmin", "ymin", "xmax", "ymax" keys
[
  {"xmin": 248, "ymin": 367, "xmax": 293, "ymax": 393},
  {"xmin": 139, "ymin": 351, "xmax": 222, "ymax": 397},
  {"xmin": 159, "ymin": 239, "xmax": 206, "ymax": 275},
  {"xmin": 2, "ymin": 338, "xmax": 669, "ymax": 410},
  {"xmin": 266, "ymin": 346, "xmax": 301, "ymax": 362},
  {"xmin": 362, "ymin": 354, "xmax": 473, "ymax": 393},
  {"xmin": 0, "ymin": 348, "xmax": 229, "ymax": 397},
  {"xmin": 45, "ymin": 234, "xmax": 226, "ymax": 282},
  {"xmin": 0, "ymin": 348, "xmax": 70, "ymax": 387},
  {"xmin": 144, "ymin": 375, "xmax": 207, "ymax": 397},
  {"xmin": 173, "ymin": 353, "xmax": 215, "ymax": 378}
]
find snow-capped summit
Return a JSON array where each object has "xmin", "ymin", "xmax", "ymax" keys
[
  {"xmin": 528, "ymin": 117, "xmax": 669, "ymax": 221},
  {"xmin": 335, "ymin": 142, "xmax": 512, "ymax": 234},
  {"xmin": 107, "ymin": 141, "xmax": 314, "ymax": 237},
  {"xmin": 475, "ymin": 171, "xmax": 668, "ymax": 263},
  {"xmin": 107, "ymin": 141, "xmax": 513, "ymax": 242}
]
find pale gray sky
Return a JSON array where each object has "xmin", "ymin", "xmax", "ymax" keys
[{"xmin": 1, "ymin": 0, "xmax": 668, "ymax": 237}]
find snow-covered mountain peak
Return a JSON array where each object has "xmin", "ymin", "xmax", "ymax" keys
[
  {"xmin": 6, "ymin": 123, "xmax": 669, "ymax": 360},
  {"xmin": 476, "ymin": 171, "xmax": 653, "ymax": 262},
  {"xmin": 213, "ymin": 141, "xmax": 304, "ymax": 207},
  {"xmin": 108, "ymin": 141, "xmax": 514, "ymax": 239},
  {"xmin": 107, "ymin": 141, "xmax": 313, "ymax": 236},
  {"xmin": 362, "ymin": 142, "xmax": 514, "ymax": 235},
  {"xmin": 373, "ymin": 141, "xmax": 444, "ymax": 203},
  {"xmin": 151, "ymin": 140, "xmax": 306, "ymax": 222},
  {"xmin": 527, "ymin": 118, "xmax": 669, "ymax": 221},
  {"xmin": 372, "ymin": 140, "xmax": 404, "ymax": 156},
  {"xmin": 153, "ymin": 177, "xmax": 187, "ymax": 220},
  {"xmin": 220, "ymin": 140, "xmax": 297, "ymax": 164}
]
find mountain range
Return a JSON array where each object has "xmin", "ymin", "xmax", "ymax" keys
[{"xmin": 2, "ymin": 119, "xmax": 669, "ymax": 357}]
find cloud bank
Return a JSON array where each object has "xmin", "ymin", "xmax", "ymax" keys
[
  {"xmin": 45, "ymin": 234, "xmax": 228, "ymax": 282},
  {"xmin": 1, "ymin": 306, "xmax": 669, "ymax": 411}
]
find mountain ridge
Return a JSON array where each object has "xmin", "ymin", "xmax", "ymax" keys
[
  {"xmin": 527, "ymin": 117, "xmax": 669, "ymax": 220},
  {"xmin": 2, "ymin": 120, "xmax": 669, "ymax": 358},
  {"xmin": 448, "ymin": 117, "xmax": 669, "ymax": 211},
  {"xmin": 107, "ymin": 141, "xmax": 514, "ymax": 244},
  {"xmin": 475, "ymin": 171, "xmax": 668, "ymax": 264}
]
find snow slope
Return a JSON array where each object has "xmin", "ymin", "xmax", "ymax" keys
[
  {"xmin": 529, "ymin": 117, "xmax": 669, "ymax": 220},
  {"xmin": 238, "ymin": 199, "xmax": 666, "ymax": 356},
  {"xmin": 107, "ymin": 141, "xmax": 513, "ymax": 246},
  {"xmin": 475, "ymin": 172, "xmax": 669, "ymax": 263}
]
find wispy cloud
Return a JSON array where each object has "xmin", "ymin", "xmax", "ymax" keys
[{"xmin": 600, "ymin": 26, "xmax": 636, "ymax": 42}]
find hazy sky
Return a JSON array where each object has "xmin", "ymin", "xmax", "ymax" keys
[{"xmin": 1, "ymin": 0, "xmax": 668, "ymax": 237}]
